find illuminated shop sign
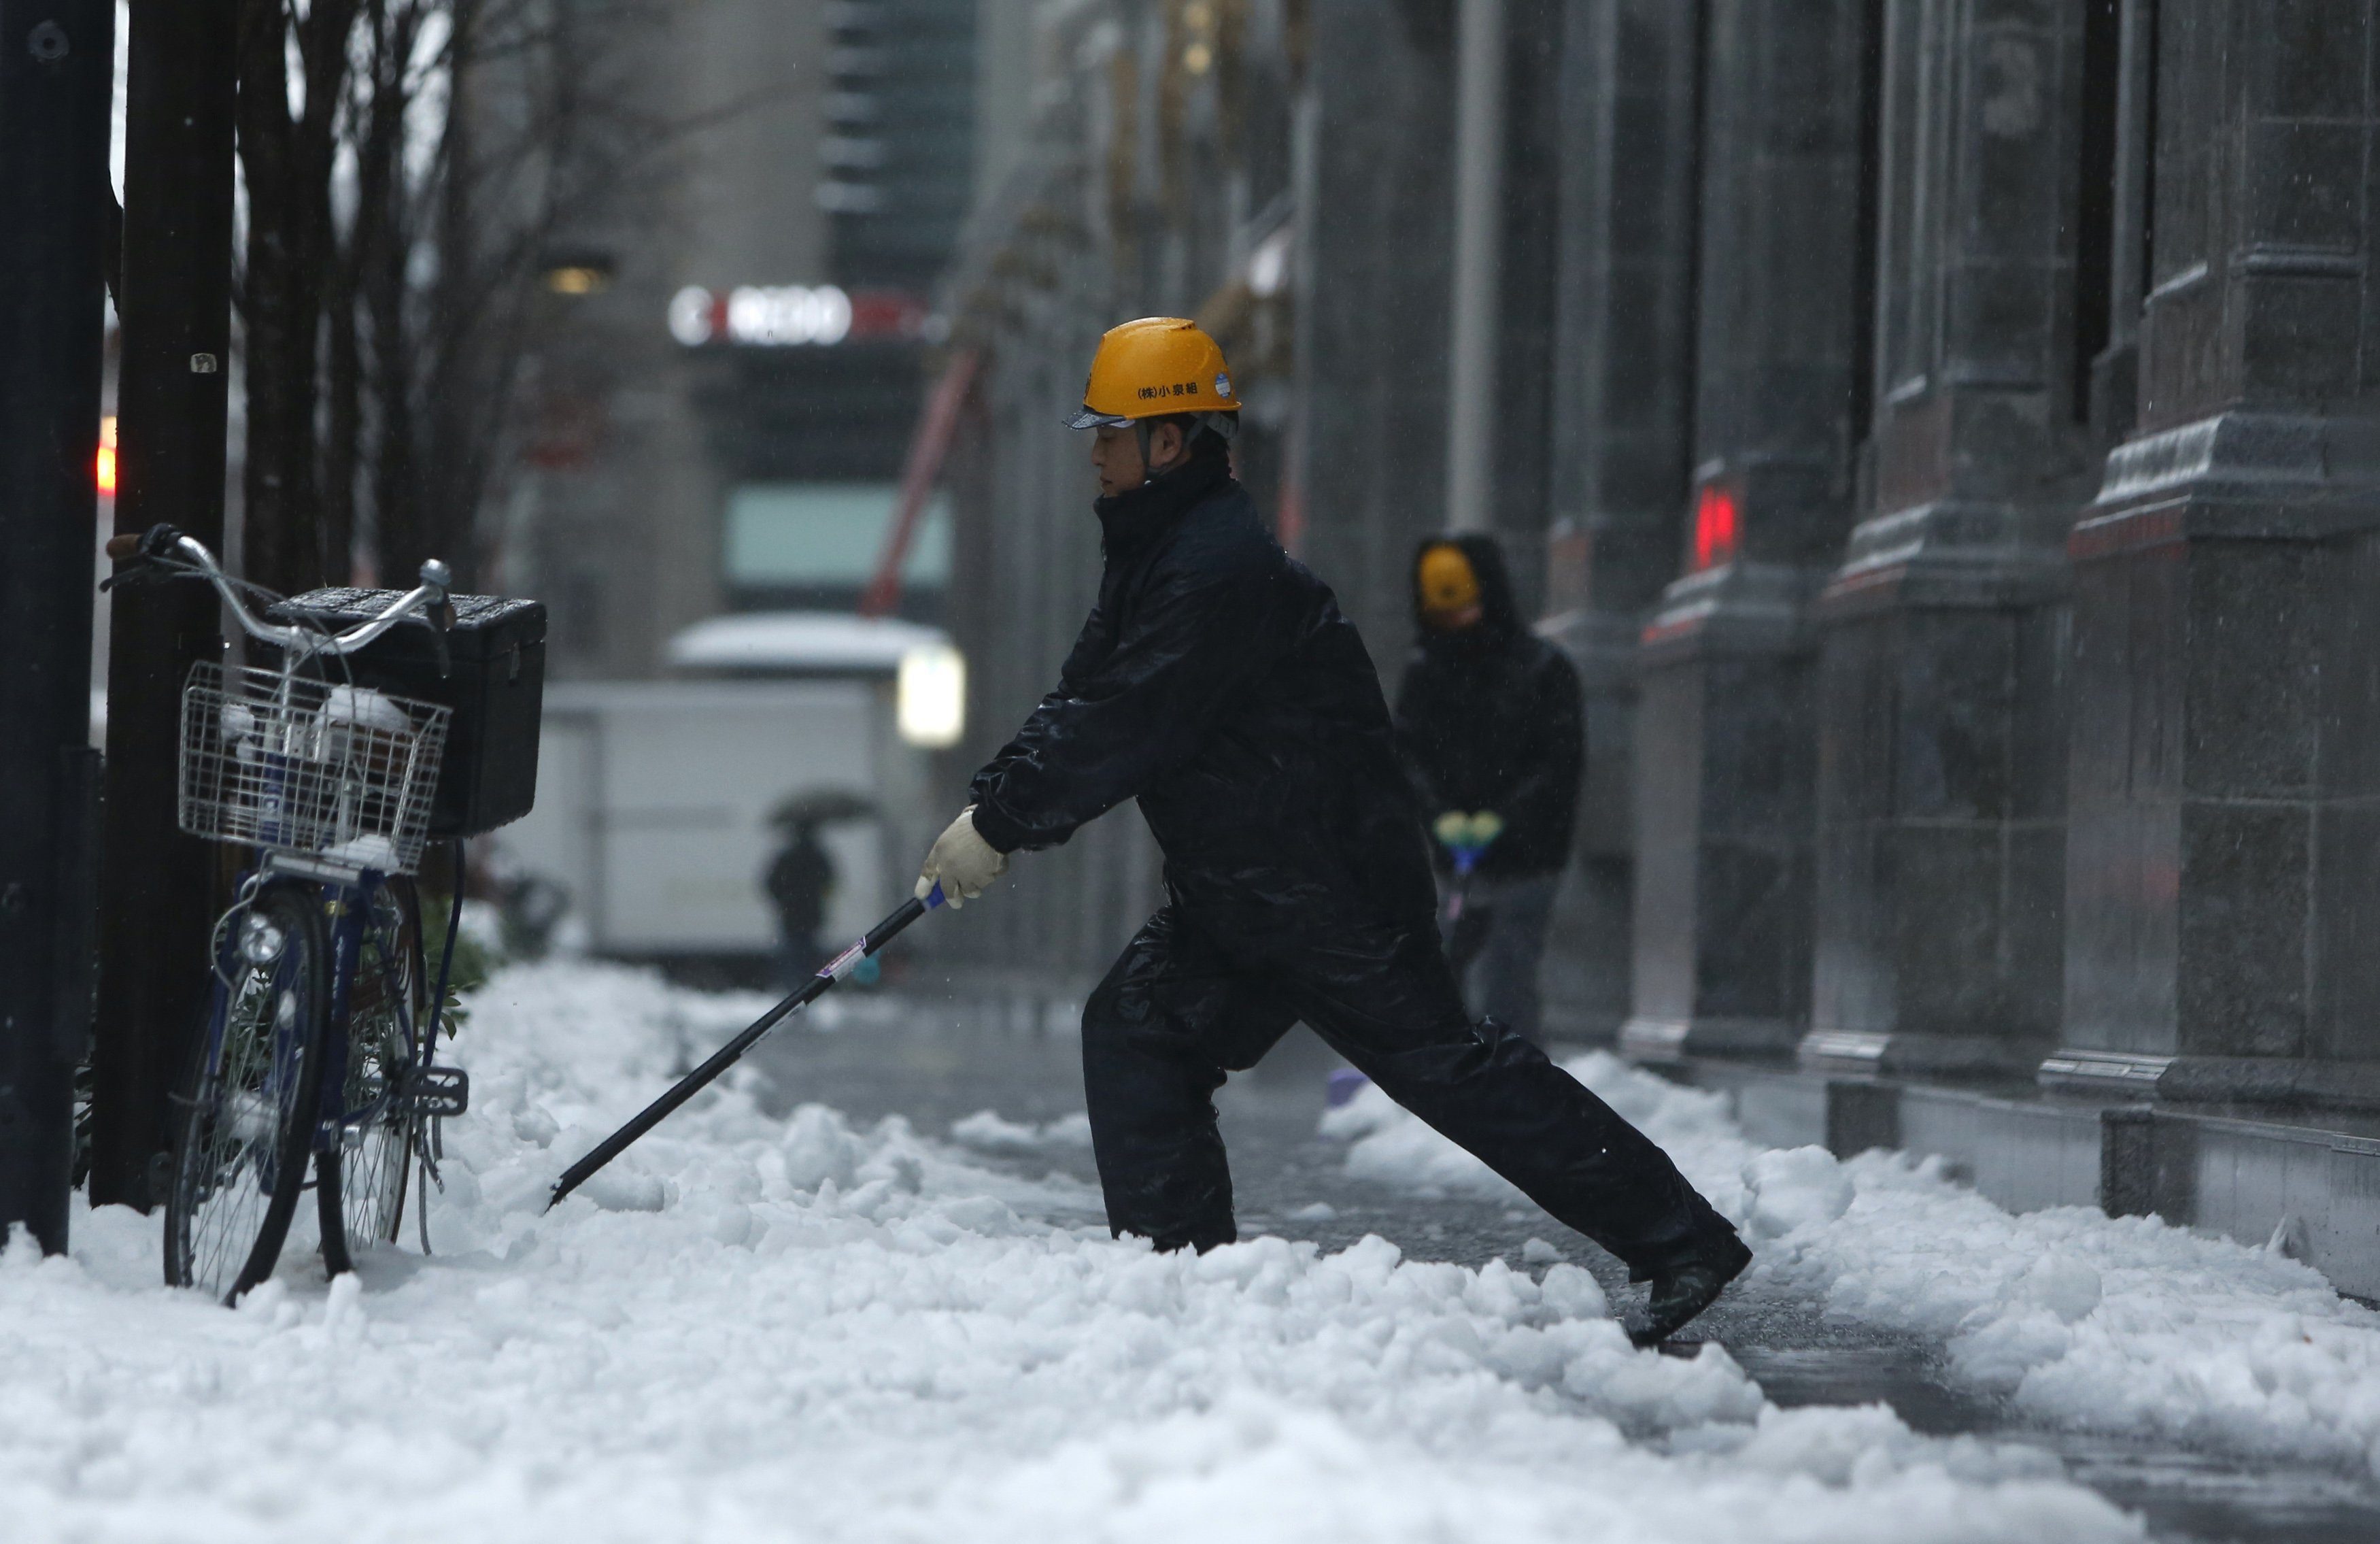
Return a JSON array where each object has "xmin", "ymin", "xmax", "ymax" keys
[{"xmin": 668, "ymin": 284, "xmax": 935, "ymax": 348}]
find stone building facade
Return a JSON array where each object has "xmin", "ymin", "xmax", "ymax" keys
[
  {"xmin": 2047, "ymin": 0, "xmax": 2380, "ymax": 1113},
  {"xmin": 1597, "ymin": 0, "xmax": 2380, "ymax": 1123},
  {"xmin": 1584, "ymin": 0, "xmax": 2380, "ymax": 1292}
]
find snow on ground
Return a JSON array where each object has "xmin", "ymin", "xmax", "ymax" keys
[
  {"xmin": 1, "ymin": 962, "xmax": 2145, "ymax": 1544},
  {"xmin": 949, "ymin": 1107, "xmax": 1095, "ymax": 1155},
  {"xmin": 1325, "ymin": 1054, "xmax": 2380, "ymax": 1478}
]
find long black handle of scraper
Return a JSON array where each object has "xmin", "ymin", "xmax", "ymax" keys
[{"xmin": 545, "ymin": 888, "xmax": 940, "ymax": 1211}]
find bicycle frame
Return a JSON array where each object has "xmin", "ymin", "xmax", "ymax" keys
[
  {"xmin": 206, "ymin": 862, "xmax": 419, "ymax": 1156},
  {"xmin": 322, "ymin": 872, "xmax": 414, "ymax": 1143}
]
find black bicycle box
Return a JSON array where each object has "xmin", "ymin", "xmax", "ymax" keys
[{"xmin": 269, "ymin": 588, "xmax": 547, "ymax": 837}]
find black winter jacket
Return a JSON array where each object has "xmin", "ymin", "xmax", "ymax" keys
[
  {"xmin": 969, "ymin": 451, "xmax": 1440, "ymax": 939},
  {"xmin": 1391, "ymin": 534, "xmax": 1584, "ymax": 879}
]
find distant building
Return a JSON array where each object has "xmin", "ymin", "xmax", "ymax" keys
[
  {"xmin": 822, "ymin": 0, "xmax": 981, "ymax": 292},
  {"xmin": 501, "ymin": 0, "xmax": 980, "ymax": 681}
]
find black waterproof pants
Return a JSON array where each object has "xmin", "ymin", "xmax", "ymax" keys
[{"xmin": 1081, "ymin": 903, "xmax": 1739, "ymax": 1275}]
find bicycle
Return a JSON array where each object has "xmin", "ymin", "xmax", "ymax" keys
[{"xmin": 107, "ymin": 524, "xmax": 473, "ymax": 1303}]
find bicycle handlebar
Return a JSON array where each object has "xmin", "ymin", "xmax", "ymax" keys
[{"xmin": 109, "ymin": 523, "xmax": 452, "ymax": 662}]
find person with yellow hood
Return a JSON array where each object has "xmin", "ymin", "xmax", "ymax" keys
[
  {"xmin": 912, "ymin": 318, "xmax": 1748, "ymax": 1343},
  {"xmin": 1393, "ymin": 534, "xmax": 1584, "ymax": 1043}
]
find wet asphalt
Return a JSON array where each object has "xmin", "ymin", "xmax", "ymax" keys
[{"xmin": 740, "ymin": 983, "xmax": 2380, "ymax": 1544}]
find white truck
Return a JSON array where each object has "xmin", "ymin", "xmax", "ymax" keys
[{"xmin": 492, "ymin": 612, "xmax": 961, "ymax": 966}]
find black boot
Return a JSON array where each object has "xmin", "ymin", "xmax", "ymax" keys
[{"xmin": 1629, "ymin": 1231, "xmax": 1752, "ymax": 1347}]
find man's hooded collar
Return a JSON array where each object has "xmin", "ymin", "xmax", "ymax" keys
[{"xmin": 1093, "ymin": 443, "xmax": 1234, "ymax": 558}]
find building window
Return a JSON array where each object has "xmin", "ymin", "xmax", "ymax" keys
[
  {"xmin": 1848, "ymin": 0, "xmax": 1888, "ymax": 456},
  {"xmin": 2073, "ymin": 0, "xmax": 2123, "ymax": 424},
  {"xmin": 722, "ymin": 482, "xmax": 951, "ymax": 609}
]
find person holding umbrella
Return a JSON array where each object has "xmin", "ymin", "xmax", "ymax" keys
[{"xmin": 763, "ymin": 791, "xmax": 872, "ymax": 990}]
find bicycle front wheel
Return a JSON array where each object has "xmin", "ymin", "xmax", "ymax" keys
[
  {"xmin": 163, "ymin": 882, "xmax": 331, "ymax": 1304},
  {"xmin": 319, "ymin": 877, "xmax": 428, "ymax": 1272}
]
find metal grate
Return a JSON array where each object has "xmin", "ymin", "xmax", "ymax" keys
[{"xmin": 177, "ymin": 663, "xmax": 451, "ymax": 874}]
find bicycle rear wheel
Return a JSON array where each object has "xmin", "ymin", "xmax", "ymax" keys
[
  {"xmin": 319, "ymin": 878, "xmax": 428, "ymax": 1273},
  {"xmin": 163, "ymin": 882, "xmax": 330, "ymax": 1304}
]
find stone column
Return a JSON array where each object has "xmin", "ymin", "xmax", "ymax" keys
[
  {"xmin": 1295, "ymin": 0, "xmax": 1457, "ymax": 665},
  {"xmin": 1537, "ymin": 0, "xmax": 1702, "ymax": 1039},
  {"xmin": 1487, "ymin": 0, "xmax": 1565, "ymax": 611},
  {"xmin": 2044, "ymin": 0, "xmax": 2380, "ymax": 1112},
  {"xmin": 1298, "ymin": 1, "xmax": 1566, "ymax": 656},
  {"xmin": 1801, "ymin": 1, "xmax": 2094, "ymax": 1078},
  {"xmin": 1622, "ymin": 0, "xmax": 1876, "ymax": 1062}
]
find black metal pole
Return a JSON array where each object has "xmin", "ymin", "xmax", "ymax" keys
[
  {"xmin": 547, "ymin": 894, "xmax": 937, "ymax": 1211},
  {"xmin": 0, "ymin": 0, "xmax": 118, "ymax": 1254},
  {"xmin": 88, "ymin": 0, "xmax": 241, "ymax": 1209}
]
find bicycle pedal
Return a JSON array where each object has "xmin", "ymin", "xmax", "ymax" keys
[{"xmin": 401, "ymin": 1064, "xmax": 469, "ymax": 1119}]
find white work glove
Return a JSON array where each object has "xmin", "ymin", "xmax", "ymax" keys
[{"xmin": 915, "ymin": 806, "xmax": 1008, "ymax": 909}]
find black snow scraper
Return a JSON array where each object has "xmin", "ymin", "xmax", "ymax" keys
[{"xmin": 545, "ymin": 886, "xmax": 945, "ymax": 1211}]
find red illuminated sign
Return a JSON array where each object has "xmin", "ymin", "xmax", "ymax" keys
[{"xmin": 1693, "ymin": 482, "xmax": 1737, "ymax": 569}]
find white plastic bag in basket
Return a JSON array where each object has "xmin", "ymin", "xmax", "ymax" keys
[{"xmin": 321, "ymin": 685, "xmax": 414, "ymax": 734}]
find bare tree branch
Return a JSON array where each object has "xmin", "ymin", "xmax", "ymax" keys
[{"xmin": 243, "ymin": 0, "xmax": 745, "ymax": 592}]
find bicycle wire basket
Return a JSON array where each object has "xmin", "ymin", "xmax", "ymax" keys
[{"xmin": 177, "ymin": 662, "xmax": 453, "ymax": 875}]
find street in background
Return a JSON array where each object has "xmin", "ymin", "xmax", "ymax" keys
[{"xmin": 494, "ymin": 611, "xmax": 959, "ymax": 974}]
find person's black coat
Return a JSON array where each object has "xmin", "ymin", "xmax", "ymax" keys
[
  {"xmin": 765, "ymin": 829, "xmax": 834, "ymax": 937},
  {"xmin": 968, "ymin": 448, "xmax": 1439, "ymax": 939},
  {"xmin": 1391, "ymin": 534, "xmax": 1584, "ymax": 880}
]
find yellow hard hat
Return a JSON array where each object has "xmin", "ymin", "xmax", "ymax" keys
[
  {"xmin": 1418, "ymin": 543, "xmax": 1481, "ymax": 616},
  {"xmin": 1068, "ymin": 316, "xmax": 1243, "ymax": 429}
]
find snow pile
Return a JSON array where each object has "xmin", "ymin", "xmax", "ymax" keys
[
  {"xmin": 1325, "ymin": 1052, "xmax": 2380, "ymax": 1475},
  {"xmin": 950, "ymin": 1108, "xmax": 1095, "ymax": 1154},
  {"xmin": 0, "ymin": 962, "xmax": 2144, "ymax": 1543}
]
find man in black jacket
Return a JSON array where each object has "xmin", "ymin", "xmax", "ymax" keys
[
  {"xmin": 1393, "ymin": 535, "xmax": 1582, "ymax": 1044},
  {"xmin": 914, "ymin": 318, "xmax": 1748, "ymax": 1342}
]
